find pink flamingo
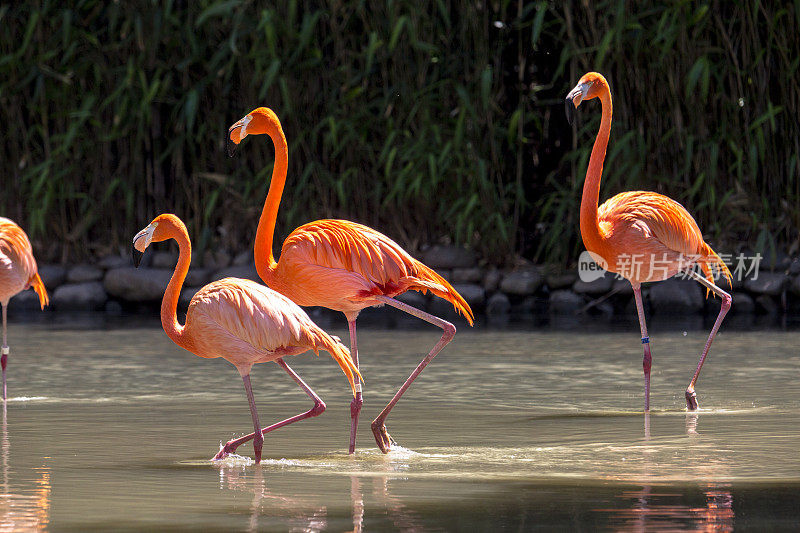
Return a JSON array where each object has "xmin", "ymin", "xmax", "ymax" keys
[
  {"xmin": 132, "ymin": 214, "xmax": 361, "ymax": 463},
  {"xmin": 566, "ymin": 72, "xmax": 733, "ymax": 411},
  {"xmin": 0, "ymin": 217, "xmax": 49, "ymax": 400},
  {"xmin": 227, "ymin": 107, "xmax": 474, "ymax": 453}
]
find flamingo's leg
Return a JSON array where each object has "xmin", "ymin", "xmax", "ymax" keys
[
  {"xmin": 2, "ymin": 303, "xmax": 8, "ymax": 401},
  {"xmin": 346, "ymin": 316, "xmax": 363, "ymax": 454},
  {"xmin": 242, "ymin": 373, "xmax": 264, "ymax": 464},
  {"xmin": 370, "ymin": 295, "xmax": 456, "ymax": 453},
  {"xmin": 632, "ymin": 284, "xmax": 652, "ymax": 412},
  {"xmin": 684, "ymin": 270, "xmax": 732, "ymax": 410},
  {"xmin": 213, "ymin": 359, "xmax": 326, "ymax": 461}
]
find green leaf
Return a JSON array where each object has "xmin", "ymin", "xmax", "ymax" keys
[
  {"xmin": 389, "ymin": 16, "xmax": 408, "ymax": 52},
  {"xmin": 196, "ymin": 0, "xmax": 241, "ymax": 28},
  {"xmin": 507, "ymin": 108, "xmax": 522, "ymax": 145},
  {"xmin": 184, "ymin": 88, "xmax": 199, "ymax": 131},
  {"xmin": 531, "ymin": 2, "xmax": 547, "ymax": 49}
]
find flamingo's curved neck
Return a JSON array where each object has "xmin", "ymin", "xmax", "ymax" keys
[
  {"xmin": 580, "ymin": 83, "xmax": 613, "ymax": 253},
  {"xmin": 161, "ymin": 226, "xmax": 191, "ymax": 348},
  {"xmin": 254, "ymin": 118, "xmax": 288, "ymax": 285}
]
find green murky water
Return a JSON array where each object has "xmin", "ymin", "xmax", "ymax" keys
[{"xmin": 1, "ymin": 312, "xmax": 799, "ymax": 530}]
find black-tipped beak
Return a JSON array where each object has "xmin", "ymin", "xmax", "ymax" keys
[
  {"xmin": 565, "ymin": 83, "xmax": 589, "ymax": 126},
  {"xmin": 226, "ymin": 130, "xmax": 238, "ymax": 157},
  {"xmin": 565, "ymin": 96, "xmax": 576, "ymax": 126},
  {"xmin": 227, "ymin": 120, "xmax": 246, "ymax": 158},
  {"xmin": 132, "ymin": 246, "xmax": 144, "ymax": 268}
]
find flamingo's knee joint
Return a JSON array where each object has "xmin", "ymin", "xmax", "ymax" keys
[
  {"xmin": 252, "ymin": 432, "xmax": 264, "ymax": 457},
  {"xmin": 722, "ymin": 293, "xmax": 732, "ymax": 311},
  {"xmin": 442, "ymin": 321, "xmax": 456, "ymax": 341},
  {"xmin": 310, "ymin": 400, "xmax": 326, "ymax": 417}
]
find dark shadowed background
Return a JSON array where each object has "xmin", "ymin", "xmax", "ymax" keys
[{"xmin": 1, "ymin": 1, "xmax": 797, "ymax": 265}]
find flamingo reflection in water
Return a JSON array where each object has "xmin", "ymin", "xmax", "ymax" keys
[
  {"xmin": 215, "ymin": 459, "xmax": 427, "ymax": 532},
  {"xmin": 217, "ymin": 465, "xmax": 328, "ymax": 532},
  {"xmin": 603, "ymin": 484, "xmax": 734, "ymax": 532},
  {"xmin": 0, "ymin": 407, "xmax": 52, "ymax": 530},
  {"xmin": 599, "ymin": 412, "xmax": 734, "ymax": 531}
]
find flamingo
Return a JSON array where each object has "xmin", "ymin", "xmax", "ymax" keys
[
  {"xmin": 0, "ymin": 218, "xmax": 49, "ymax": 400},
  {"xmin": 131, "ymin": 214, "xmax": 361, "ymax": 463},
  {"xmin": 227, "ymin": 107, "xmax": 474, "ymax": 454},
  {"xmin": 565, "ymin": 72, "xmax": 732, "ymax": 411}
]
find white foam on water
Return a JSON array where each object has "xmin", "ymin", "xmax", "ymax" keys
[
  {"xmin": 384, "ymin": 445, "xmax": 420, "ymax": 458},
  {"xmin": 211, "ymin": 454, "xmax": 254, "ymax": 467},
  {"xmin": 5, "ymin": 392, "xmax": 236, "ymax": 405},
  {"xmin": 261, "ymin": 457, "xmax": 335, "ymax": 469},
  {"xmin": 8, "ymin": 396, "xmax": 49, "ymax": 402}
]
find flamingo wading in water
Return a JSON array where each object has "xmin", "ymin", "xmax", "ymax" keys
[
  {"xmin": 132, "ymin": 214, "xmax": 361, "ymax": 463},
  {"xmin": 565, "ymin": 72, "xmax": 732, "ymax": 411},
  {"xmin": 0, "ymin": 218, "xmax": 49, "ymax": 400},
  {"xmin": 227, "ymin": 107, "xmax": 474, "ymax": 454}
]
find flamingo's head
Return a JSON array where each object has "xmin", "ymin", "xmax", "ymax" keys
[
  {"xmin": 132, "ymin": 214, "xmax": 184, "ymax": 267},
  {"xmin": 565, "ymin": 72, "xmax": 608, "ymax": 125},
  {"xmin": 226, "ymin": 107, "xmax": 282, "ymax": 157}
]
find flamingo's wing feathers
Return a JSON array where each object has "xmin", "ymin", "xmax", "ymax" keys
[
  {"xmin": 189, "ymin": 279, "xmax": 361, "ymax": 392},
  {"xmin": 190, "ymin": 279, "xmax": 316, "ymax": 350},
  {"xmin": 0, "ymin": 218, "xmax": 37, "ymax": 281},
  {"xmin": 0, "ymin": 218, "xmax": 47, "ymax": 307},
  {"xmin": 599, "ymin": 192, "xmax": 731, "ymax": 287},
  {"xmin": 599, "ymin": 192, "xmax": 704, "ymax": 255},
  {"xmin": 282, "ymin": 220, "xmax": 474, "ymax": 324},
  {"xmin": 284, "ymin": 221, "xmax": 415, "ymax": 285}
]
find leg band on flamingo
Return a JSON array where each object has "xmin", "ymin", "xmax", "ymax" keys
[
  {"xmin": 347, "ymin": 319, "xmax": 362, "ymax": 455},
  {"xmin": 1, "ymin": 346, "xmax": 7, "ymax": 400},
  {"xmin": 632, "ymin": 285, "xmax": 652, "ymax": 412}
]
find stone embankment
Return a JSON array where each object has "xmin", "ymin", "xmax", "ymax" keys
[{"xmin": 9, "ymin": 245, "xmax": 800, "ymax": 319}]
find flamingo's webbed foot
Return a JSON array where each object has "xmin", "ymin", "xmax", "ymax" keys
[
  {"xmin": 371, "ymin": 419, "xmax": 397, "ymax": 454},
  {"xmin": 212, "ymin": 442, "xmax": 234, "ymax": 461},
  {"xmin": 211, "ymin": 437, "xmax": 244, "ymax": 461},
  {"xmin": 685, "ymin": 389, "xmax": 699, "ymax": 411}
]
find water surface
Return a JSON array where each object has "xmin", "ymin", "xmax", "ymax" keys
[{"xmin": 2, "ymin": 312, "xmax": 799, "ymax": 530}]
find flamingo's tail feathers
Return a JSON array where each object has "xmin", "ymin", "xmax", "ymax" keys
[
  {"xmin": 699, "ymin": 243, "xmax": 732, "ymax": 298},
  {"xmin": 317, "ymin": 332, "xmax": 362, "ymax": 397},
  {"xmin": 406, "ymin": 264, "xmax": 475, "ymax": 326},
  {"xmin": 29, "ymin": 273, "xmax": 49, "ymax": 309}
]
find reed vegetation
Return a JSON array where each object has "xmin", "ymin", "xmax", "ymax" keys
[{"xmin": 1, "ymin": 1, "xmax": 797, "ymax": 265}]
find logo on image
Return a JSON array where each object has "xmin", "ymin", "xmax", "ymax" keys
[{"xmin": 577, "ymin": 251, "xmax": 609, "ymax": 282}]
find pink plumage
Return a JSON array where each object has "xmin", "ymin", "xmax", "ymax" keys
[
  {"xmin": 0, "ymin": 217, "xmax": 48, "ymax": 309},
  {"xmin": 228, "ymin": 107, "xmax": 473, "ymax": 454},
  {"xmin": 567, "ymin": 72, "xmax": 732, "ymax": 412},
  {"xmin": 133, "ymin": 213, "xmax": 360, "ymax": 463},
  {"xmin": 0, "ymin": 217, "xmax": 48, "ymax": 400}
]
